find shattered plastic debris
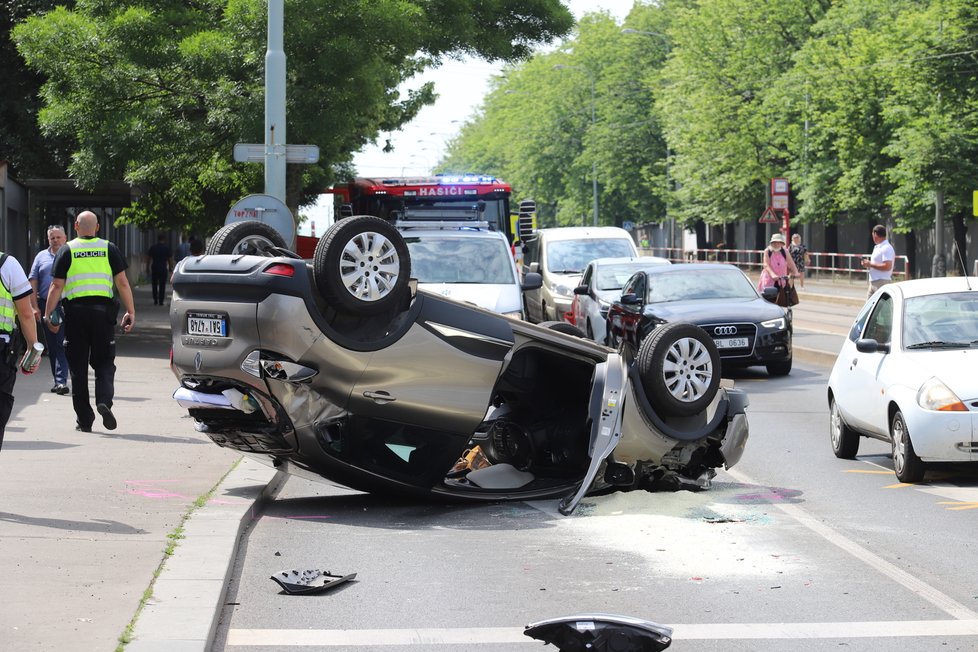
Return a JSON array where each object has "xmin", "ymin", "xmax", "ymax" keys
[{"xmin": 270, "ymin": 569, "xmax": 357, "ymax": 595}]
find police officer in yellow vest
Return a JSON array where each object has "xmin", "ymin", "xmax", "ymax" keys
[
  {"xmin": 44, "ymin": 211, "xmax": 135, "ymax": 432},
  {"xmin": 0, "ymin": 252, "xmax": 41, "ymax": 449}
]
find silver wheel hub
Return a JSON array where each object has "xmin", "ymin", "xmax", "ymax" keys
[
  {"xmin": 830, "ymin": 402, "xmax": 842, "ymax": 448},
  {"xmin": 339, "ymin": 231, "xmax": 401, "ymax": 302},
  {"xmin": 892, "ymin": 419, "xmax": 907, "ymax": 472},
  {"xmin": 662, "ymin": 336, "xmax": 714, "ymax": 403}
]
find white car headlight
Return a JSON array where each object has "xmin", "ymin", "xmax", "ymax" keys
[
  {"xmin": 917, "ymin": 377, "xmax": 968, "ymax": 412},
  {"xmin": 550, "ymin": 282, "xmax": 574, "ymax": 298},
  {"xmin": 760, "ymin": 317, "xmax": 786, "ymax": 330}
]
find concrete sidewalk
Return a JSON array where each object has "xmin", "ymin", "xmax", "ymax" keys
[{"xmin": 0, "ymin": 283, "xmax": 275, "ymax": 652}]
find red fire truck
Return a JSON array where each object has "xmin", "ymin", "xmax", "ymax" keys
[{"xmin": 295, "ymin": 175, "xmax": 535, "ymax": 258}]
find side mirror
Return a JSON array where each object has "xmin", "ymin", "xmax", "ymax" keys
[
  {"xmin": 620, "ymin": 293, "xmax": 642, "ymax": 306},
  {"xmin": 522, "ymin": 272, "xmax": 543, "ymax": 291},
  {"xmin": 761, "ymin": 286, "xmax": 779, "ymax": 303},
  {"xmin": 573, "ymin": 284, "xmax": 588, "ymax": 295},
  {"xmin": 856, "ymin": 338, "xmax": 890, "ymax": 354}
]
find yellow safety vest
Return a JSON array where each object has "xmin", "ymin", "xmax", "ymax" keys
[
  {"xmin": 64, "ymin": 238, "xmax": 113, "ymax": 300},
  {"xmin": 0, "ymin": 253, "xmax": 14, "ymax": 334}
]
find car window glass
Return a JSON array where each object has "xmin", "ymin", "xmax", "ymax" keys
[
  {"xmin": 848, "ymin": 299, "xmax": 874, "ymax": 342},
  {"xmin": 597, "ymin": 263, "xmax": 655, "ymax": 291},
  {"xmin": 546, "ymin": 239, "xmax": 636, "ymax": 274},
  {"xmin": 903, "ymin": 292, "xmax": 978, "ymax": 347},
  {"xmin": 581, "ymin": 265, "xmax": 593, "ymax": 288},
  {"xmin": 621, "ymin": 274, "xmax": 640, "ymax": 296},
  {"xmin": 405, "ymin": 236, "xmax": 515, "ymax": 284},
  {"xmin": 646, "ymin": 268, "xmax": 756, "ymax": 303},
  {"xmin": 863, "ymin": 294, "xmax": 893, "ymax": 344}
]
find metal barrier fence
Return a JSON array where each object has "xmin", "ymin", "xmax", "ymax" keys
[{"xmin": 639, "ymin": 246, "xmax": 910, "ymax": 282}]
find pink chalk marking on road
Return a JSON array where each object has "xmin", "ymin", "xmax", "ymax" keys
[{"xmin": 124, "ymin": 480, "xmax": 189, "ymax": 500}]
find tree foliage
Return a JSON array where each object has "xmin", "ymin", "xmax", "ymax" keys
[
  {"xmin": 445, "ymin": 0, "xmax": 978, "ymax": 243},
  {"xmin": 11, "ymin": 0, "xmax": 572, "ymax": 231}
]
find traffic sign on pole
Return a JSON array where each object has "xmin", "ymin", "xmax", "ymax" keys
[
  {"xmin": 758, "ymin": 207, "xmax": 779, "ymax": 224},
  {"xmin": 234, "ymin": 143, "xmax": 320, "ymax": 164}
]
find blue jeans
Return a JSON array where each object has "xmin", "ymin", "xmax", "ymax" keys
[{"xmin": 39, "ymin": 298, "xmax": 69, "ymax": 386}]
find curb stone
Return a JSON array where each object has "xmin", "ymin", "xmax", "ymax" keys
[{"xmin": 126, "ymin": 458, "xmax": 285, "ymax": 652}]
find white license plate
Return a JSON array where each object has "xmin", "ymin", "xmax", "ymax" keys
[
  {"xmin": 714, "ymin": 337, "xmax": 748, "ymax": 349},
  {"xmin": 188, "ymin": 314, "xmax": 227, "ymax": 337}
]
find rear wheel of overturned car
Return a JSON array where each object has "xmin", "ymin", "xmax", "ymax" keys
[
  {"xmin": 638, "ymin": 322, "xmax": 721, "ymax": 418},
  {"xmin": 314, "ymin": 215, "xmax": 411, "ymax": 316},
  {"xmin": 829, "ymin": 396, "xmax": 859, "ymax": 459},
  {"xmin": 891, "ymin": 410, "xmax": 925, "ymax": 483},
  {"xmin": 539, "ymin": 320, "xmax": 586, "ymax": 338},
  {"xmin": 206, "ymin": 220, "xmax": 287, "ymax": 256}
]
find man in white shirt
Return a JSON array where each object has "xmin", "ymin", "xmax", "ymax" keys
[{"xmin": 860, "ymin": 224, "xmax": 895, "ymax": 298}]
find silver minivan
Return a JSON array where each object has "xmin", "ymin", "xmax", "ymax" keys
[{"xmin": 522, "ymin": 226, "xmax": 639, "ymax": 323}]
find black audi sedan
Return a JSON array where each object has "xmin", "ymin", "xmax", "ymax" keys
[{"xmin": 606, "ymin": 263, "xmax": 793, "ymax": 376}]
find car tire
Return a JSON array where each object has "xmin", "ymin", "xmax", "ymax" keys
[
  {"xmin": 539, "ymin": 320, "xmax": 585, "ymax": 338},
  {"xmin": 206, "ymin": 220, "xmax": 287, "ymax": 256},
  {"xmin": 829, "ymin": 396, "xmax": 859, "ymax": 459},
  {"xmin": 766, "ymin": 357, "xmax": 792, "ymax": 376},
  {"xmin": 313, "ymin": 215, "xmax": 411, "ymax": 316},
  {"xmin": 637, "ymin": 322, "xmax": 721, "ymax": 418},
  {"xmin": 891, "ymin": 410, "xmax": 925, "ymax": 483}
]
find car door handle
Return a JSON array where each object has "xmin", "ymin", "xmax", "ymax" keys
[{"xmin": 363, "ymin": 390, "xmax": 396, "ymax": 404}]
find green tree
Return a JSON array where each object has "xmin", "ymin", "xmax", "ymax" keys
[{"xmin": 13, "ymin": 0, "xmax": 572, "ymax": 232}]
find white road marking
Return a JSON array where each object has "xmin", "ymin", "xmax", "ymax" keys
[
  {"xmin": 727, "ymin": 467, "xmax": 978, "ymax": 620},
  {"xmin": 227, "ymin": 620, "xmax": 978, "ymax": 646}
]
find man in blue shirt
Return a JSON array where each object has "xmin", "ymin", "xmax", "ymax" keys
[{"xmin": 29, "ymin": 225, "xmax": 70, "ymax": 394}]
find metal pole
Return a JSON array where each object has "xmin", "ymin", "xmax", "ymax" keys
[
  {"xmin": 589, "ymin": 77, "xmax": 598, "ymax": 226},
  {"xmin": 265, "ymin": 0, "xmax": 287, "ymax": 204}
]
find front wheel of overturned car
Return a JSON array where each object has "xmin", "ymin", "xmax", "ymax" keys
[
  {"xmin": 314, "ymin": 215, "xmax": 411, "ymax": 316},
  {"xmin": 539, "ymin": 320, "xmax": 585, "ymax": 338},
  {"xmin": 206, "ymin": 220, "xmax": 288, "ymax": 256},
  {"xmin": 638, "ymin": 322, "xmax": 720, "ymax": 418}
]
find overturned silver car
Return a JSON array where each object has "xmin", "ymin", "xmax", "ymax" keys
[{"xmin": 170, "ymin": 216, "xmax": 748, "ymax": 514}]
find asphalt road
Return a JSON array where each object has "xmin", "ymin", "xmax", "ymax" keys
[{"xmin": 209, "ymin": 360, "xmax": 978, "ymax": 651}]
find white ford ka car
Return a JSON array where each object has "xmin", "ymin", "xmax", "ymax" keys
[{"xmin": 827, "ymin": 277, "xmax": 978, "ymax": 482}]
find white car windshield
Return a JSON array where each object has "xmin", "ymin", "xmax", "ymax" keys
[
  {"xmin": 547, "ymin": 239, "xmax": 636, "ymax": 274},
  {"xmin": 647, "ymin": 268, "xmax": 757, "ymax": 303},
  {"xmin": 597, "ymin": 263, "xmax": 667, "ymax": 291},
  {"xmin": 405, "ymin": 236, "xmax": 515, "ymax": 284},
  {"xmin": 904, "ymin": 292, "xmax": 978, "ymax": 348}
]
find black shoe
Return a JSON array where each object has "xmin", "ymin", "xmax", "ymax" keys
[
  {"xmin": 53, "ymin": 384, "xmax": 69, "ymax": 395},
  {"xmin": 97, "ymin": 403, "xmax": 117, "ymax": 431},
  {"xmin": 75, "ymin": 422, "xmax": 92, "ymax": 433}
]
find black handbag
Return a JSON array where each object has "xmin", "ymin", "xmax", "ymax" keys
[{"xmin": 776, "ymin": 282, "xmax": 800, "ymax": 307}]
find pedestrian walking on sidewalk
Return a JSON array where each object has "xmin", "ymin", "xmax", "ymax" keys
[
  {"xmin": 146, "ymin": 234, "xmax": 173, "ymax": 305},
  {"xmin": 0, "ymin": 251, "xmax": 41, "ymax": 450},
  {"xmin": 789, "ymin": 233, "xmax": 810, "ymax": 290},
  {"xmin": 43, "ymin": 211, "xmax": 136, "ymax": 433},
  {"xmin": 757, "ymin": 233, "xmax": 799, "ymax": 293},
  {"xmin": 29, "ymin": 224, "xmax": 70, "ymax": 395},
  {"xmin": 861, "ymin": 224, "xmax": 895, "ymax": 298}
]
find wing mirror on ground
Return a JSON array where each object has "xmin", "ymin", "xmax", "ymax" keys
[
  {"xmin": 522, "ymin": 272, "xmax": 543, "ymax": 291},
  {"xmin": 620, "ymin": 293, "xmax": 642, "ymax": 306},
  {"xmin": 856, "ymin": 338, "xmax": 890, "ymax": 354}
]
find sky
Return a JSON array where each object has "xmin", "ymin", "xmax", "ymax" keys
[{"xmin": 301, "ymin": 0, "xmax": 636, "ymax": 234}]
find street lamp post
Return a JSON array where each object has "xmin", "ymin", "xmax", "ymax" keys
[{"xmin": 553, "ymin": 64, "xmax": 599, "ymax": 227}]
